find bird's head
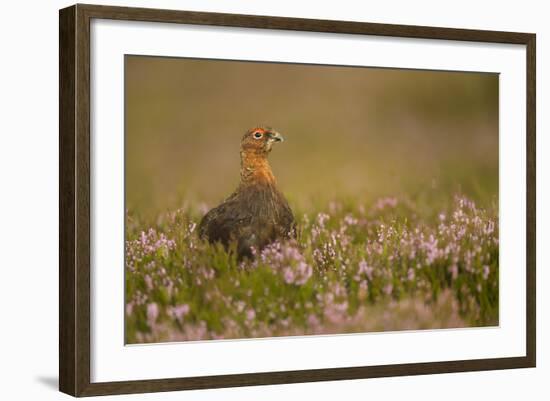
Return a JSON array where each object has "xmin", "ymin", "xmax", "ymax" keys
[{"xmin": 240, "ymin": 126, "xmax": 284, "ymax": 156}]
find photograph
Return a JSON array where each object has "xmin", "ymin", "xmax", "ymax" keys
[
  {"xmin": 124, "ymin": 55, "xmax": 499, "ymax": 344},
  {"xmin": 54, "ymin": 2, "xmax": 539, "ymax": 396}
]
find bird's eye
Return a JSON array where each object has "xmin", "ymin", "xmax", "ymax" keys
[{"xmin": 253, "ymin": 132, "xmax": 263, "ymax": 139}]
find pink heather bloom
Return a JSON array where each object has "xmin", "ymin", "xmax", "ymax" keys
[
  {"xmin": 449, "ymin": 264, "xmax": 459, "ymax": 280},
  {"xmin": 200, "ymin": 267, "xmax": 215, "ymax": 280},
  {"xmin": 246, "ymin": 309, "xmax": 256, "ymax": 321},
  {"xmin": 482, "ymin": 265, "xmax": 490, "ymax": 280},
  {"xmin": 170, "ymin": 304, "xmax": 190, "ymax": 322},
  {"xmin": 358, "ymin": 260, "xmax": 374, "ymax": 280},
  {"xmin": 383, "ymin": 284, "xmax": 393, "ymax": 296},
  {"xmin": 144, "ymin": 274, "xmax": 153, "ymax": 290},
  {"xmin": 146, "ymin": 303, "xmax": 159, "ymax": 326},
  {"xmin": 375, "ymin": 197, "xmax": 398, "ymax": 210},
  {"xmin": 484, "ymin": 221, "xmax": 495, "ymax": 235},
  {"xmin": 323, "ymin": 300, "xmax": 349, "ymax": 324},
  {"xmin": 344, "ymin": 214, "xmax": 358, "ymax": 226},
  {"xmin": 126, "ymin": 228, "xmax": 176, "ymax": 271},
  {"xmin": 316, "ymin": 212, "xmax": 330, "ymax": 228},
  {"xmin": 260, "ymin": 242, "xmax": 312, "ymax": 286},
  {"xmin": 307, "ymin": 314, "xmax": 320, "ymax": 327},
  {"xmin": 283, "ymin": 268, "xmax": 296, "ymax": 284},
  {"xmin": 236, "ymin": 301, "xmax": 246, "ymax": 313},
  {"xmin": 294, "ymin": 262, "xmax": 313, "ymax": 285}
]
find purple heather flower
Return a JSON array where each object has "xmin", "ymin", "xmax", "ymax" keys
[
  {"xmin": 383, "ymin": 284, "xmax": 393, "ymax": 296},
  {"xmin": 375, "ymin": 197, "xmax": 398, "ymax": 210},
  {"xmin": 175, "ymin": 304, "xmax": 190, "ymax": 318},
  {"xmin": 283, "ymin": 268, "xmax": 296, "ymax": 284},
  {"xmin": 307, "ymin": 314, "xmax": 320, "ymax": 327},
  {"xmin": 146, "ymin": 303, "xmax": 159, "ymax": 326},
  {"xmin": 236, "ymin": 301, "xmax": 246, "ymax": 313},
  {"xmin": 482, "ymin": 265, "xmax": 490, "ymax": 280},
  {"xmin": 144, "ymin": 274, "xmax": 153, "ymax": 290},
  {"xmin": 246, "ymin": 308, "xmax": 256, "ymax": 321},
  {"xmin": 358, "ymin": 260, "xmax": 374, "ymax": 280}
]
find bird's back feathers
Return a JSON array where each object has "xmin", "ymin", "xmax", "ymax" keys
[{"xmin": 199, "ymin": 182, "xmax": 294, "ymax": 258}]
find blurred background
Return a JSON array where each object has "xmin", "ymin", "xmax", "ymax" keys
[{"xmin": 125, "ymin": 56, "xmax": 498, "ymax": 217}]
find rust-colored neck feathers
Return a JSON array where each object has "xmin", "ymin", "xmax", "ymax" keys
[{"xmin": 240, "ymin": 149, "xmax": 276, "ymax": 186}]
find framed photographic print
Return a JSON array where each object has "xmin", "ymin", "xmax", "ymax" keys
[{"xmin": 59, "ymin": 4, "xmax": 536, "ymax": 397}]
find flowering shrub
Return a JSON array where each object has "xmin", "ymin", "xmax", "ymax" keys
[{"xmin": 125, "ymin": 195, "xmax": 498, "ymax": 343}]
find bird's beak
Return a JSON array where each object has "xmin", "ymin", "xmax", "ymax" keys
[{"xmin": 268, "ymin": 131, "xmax": 284, "ymax": 142}]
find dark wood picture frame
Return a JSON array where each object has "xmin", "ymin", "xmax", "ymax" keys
[{"xmin": 59, "ymin": 3, "xmax": 536, "ymax": 397}]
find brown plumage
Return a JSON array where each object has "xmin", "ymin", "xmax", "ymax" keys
[{"xmin": 199, "ymin": 126, "xmax": 295, "ymax": 259}]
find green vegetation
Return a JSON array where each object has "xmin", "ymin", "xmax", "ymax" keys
[{"xmin": 125, "ymin": 195, "xmax": 498, "ymax": 343}]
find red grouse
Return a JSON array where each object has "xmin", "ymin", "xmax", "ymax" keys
[{"xmin": 199, "ymin": 127, "xmax": 295, "ymax": 259}]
